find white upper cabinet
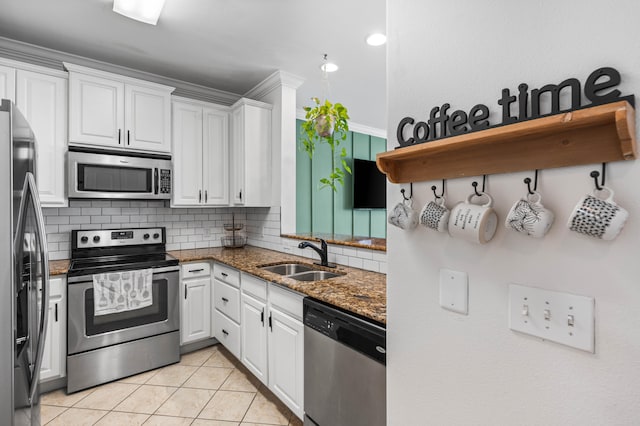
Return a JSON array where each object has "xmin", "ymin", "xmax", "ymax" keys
[
  {"xmin": 231, "ymin": 98, "xmax": 272, "ymax": 206},
  {"xmin": 65, "ymin": 63, "xmax": 174, "ymax": 153},
  {"xmin": 172, "ymin": 98, "xmax": 229, "ymax": 207},
  {"xmin": 0, "ymin": 64, "xmax": 16, "ymax": 102},
  {"xmin": 0, "ymin": 58, "xmax": 68, "ymax": 207},
  {"xmin": 16, "ymin": 69, "xmax": 68, "ymax": 207}
]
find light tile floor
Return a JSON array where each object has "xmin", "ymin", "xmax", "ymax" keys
[{"xmin": 41, "ymin": 345, "xmax": 303, "ymax": 426}]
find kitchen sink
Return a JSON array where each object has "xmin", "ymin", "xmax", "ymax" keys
[
  {"xmin": 287, "ymin": 271, "xmax": 345, "ymax": 281},
  {"xmin": 259, "ymin": 263, "xmax": 315, "ymax": 275}
]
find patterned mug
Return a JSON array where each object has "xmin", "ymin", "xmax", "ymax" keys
[
  {"xmin": 567, "ymin": 186, "xmax": 628, "ymax": 241},
  {"xmin": 448, "ymin": 192, "xmax": 498, "ymax": 244},
  {"xmin": 420, "ymin": 197, "xmax": 450, "ymax": 232},
  {"xmin": 388, "ymin": 199, "xmax": 418, "ymax": 230},
  {"xmin": 505, "ymin": 191, "xmax": 554, "ymax": 238}
]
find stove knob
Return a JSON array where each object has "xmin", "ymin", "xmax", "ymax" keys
[
  {"xmin": 153, "ymin": 233, "xmax": 160, "ymax": 239},
  {"xmin": 80, "ymin": 236, "xmax": 88, "ymax": 243},
  {"xmin": 93, "ymin": 235, "xmax": 100, "ymax": 243},
  {"xmin": 143, "ymin": 233, "xmax": 150, "ymax": 240}
]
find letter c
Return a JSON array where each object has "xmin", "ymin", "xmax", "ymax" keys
[{"xmin": 397, "ymin": 117, "xmax": 415, "ymax": 147}]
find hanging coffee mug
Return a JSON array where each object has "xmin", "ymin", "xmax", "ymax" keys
[
  {"xmin": 505, "ymin": 191, "xmax": 555, "ymax": 238},
  {"xmin": 388, "ymin": 198, "xmax": 418, "ymax": 230},
  {"xmin": 420, "ymin": 197, "xmax": 450, "ymax": 232},
  {"xmin": 567, "ymin": 186, "xmax": 628, "ymax": 241},
  {"xmin": 448, "ymin": 192, "xmax": 498, "ymax": 244}
]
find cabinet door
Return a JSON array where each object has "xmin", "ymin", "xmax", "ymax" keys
[
  {"xmin": 268, "ymin": 306, "xmax": 304, "ymax": 418},
  {"xmin": 16, "ymin": 70, "xmax": 68, "ymax": 207},
  {"xmin": 202, "ymin": 107, "xmax": 229, "ymax": 205},
  {"xmin": 39, "ymin": 298, "xmax": 61, "ymax": 381},
  {"xmin": 241, "ymin": 293, "xmax": 268, "ymax": 384},
  {"xmin": 40, "ymin": 276, "xmax": 66, "ymax": 382},
  {"xmin": 181, "ymin": 277, "xmax": 211, "ymax": 344},
  {"xmin": 172, "ymin": 101, "xmax": 204, "ymax": 206},
  {"xmin": 0, "ymin": 64, "xmax": 16, "ymax": 102},
  {"xmin": 242, "ymin": 103, "xmax": 272, "ymax": 206},
  {"xmin": 125, "ymin": 84, "xmax": 171, "ymax": 152},
  {"xmin": 68, "ymin": 72, "xmax": 124, "ymax": 147},
  {"xmin": 230, "ymin": 106, "xmax": 245, "ymax": 205}
]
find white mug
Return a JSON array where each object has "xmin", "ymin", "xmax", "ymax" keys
[
  {"xmin": 505, "ymin": 191, "xmax": 555, "ymax": 238},
  {"xmin": 388, "ymin": 199, "xmax": 418, "ymax": 230},
  {"xmin": 448, "ymin": 192, "xmax": 498, "ymax": 244},
  {"xmin": 420, "ymin": 197, "xmax": 450, "ymax": 233},
  {"xmin": 567, "ymin": 186, "xmax": 628, "ymax": 241}
]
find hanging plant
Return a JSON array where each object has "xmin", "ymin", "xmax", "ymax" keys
[{"xmin": 301, "ymin": 97, "xmax": 351, "ymax": 192}]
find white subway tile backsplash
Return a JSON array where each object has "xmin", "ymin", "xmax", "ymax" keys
[{"xmin": 43, "ymin": 205, "xmax": 386, "ymax": 273}]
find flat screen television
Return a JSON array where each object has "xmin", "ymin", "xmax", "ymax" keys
[{"xmin": 353, "ymin": 158, "xmax": 386, "ymax": 209}]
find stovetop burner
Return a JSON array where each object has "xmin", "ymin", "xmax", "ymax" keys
[{"xmin": 68, "ymin": 227, "xmax": 178, "ymax": 278}]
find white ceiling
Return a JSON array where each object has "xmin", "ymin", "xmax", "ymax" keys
[{"xmin": 0, "ymin": 0, "xmax": 387, "ymax": 130}]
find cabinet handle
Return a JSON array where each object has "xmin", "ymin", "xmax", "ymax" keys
[
  {"xmin": 199, "ymin": 190, "xmax": 202, "ymax": 203},
  {"xmin": 268, "ymin": 313, "xmax": 272, "ymax": 330},
  {"xmin": 118, "ymin": 129, "xmax": 121, "ymax": 144},
  {"xmin": 184, "ymin": 285, "xmax": 188, "ymax": 299},
  {"xmin": 205, "ymin": 190, "xmax": 208, "ymax": 203},
  {"xmin": 188, "ymin": 268, "xmax": 204, "ymax": 273},
  {"xmin": 221, "ymin": 272, "xmax": 228, "ymax": 277},
  {"xmin": 127, "ymin": 130, "xmax": 130, "ymax": 145},
  {"xmin": 221, "ymin": 297, "xmax": 229, "ymax": 303},
  {"xmin": 261, "ymin": 309, "xmax": 264, "ymax": 324},
  {"xmin": 239, "ymin": 190, "xmax": 242, "ymax": 201},
  {"xmin": 222, "ymin": 329, "xmax": 229, "ymax": 336},
  {"xmin": 54, "ymin": 303, "xmax": 58, "ymax": 322}
]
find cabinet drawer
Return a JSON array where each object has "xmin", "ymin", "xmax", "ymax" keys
[
  {"xmin": 182, "ymin": 262, "xmax": 210, "ymax": 279},
  {"xmin": 214, "ymin": 309, "xmax": 240, "ymax": 358},
  {"xmin": 213, "ymin": 263, "xmax": 240, "ymax": 288},
  {"xmin": 241, "ymin": 273, "xmax": 267, "ymax": 301},
  {"xmin": 214, "ymin": 280, "xmax": 240, "ymax": 323},
  {"xmin": 269, "ymin": 284, "xmax": 304, "ymax": 321}
]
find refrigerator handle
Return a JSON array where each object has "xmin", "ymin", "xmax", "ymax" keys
[{"xmin": 16, "ymin": 173, "xmax": 50, "ymax": 403}]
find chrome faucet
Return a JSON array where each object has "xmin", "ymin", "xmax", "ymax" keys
[{"xmin": 298, "ymin": 239, "xmax": 334, "ymax": 268}]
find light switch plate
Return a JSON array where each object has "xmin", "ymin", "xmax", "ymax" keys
[
  {"xmin": 509, "ymin": 283, "xmax": 595, "ymax": 353},
  {"xmin": 439, "ymin": 269, "xmax": 468, "ymax": 314}
]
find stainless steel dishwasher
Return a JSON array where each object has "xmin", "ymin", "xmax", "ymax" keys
[{"xmin": 303, "ymin": 298, "xmax": 386, "ymax": 426}]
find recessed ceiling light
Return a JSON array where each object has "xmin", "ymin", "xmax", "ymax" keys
[
  {"xmin": 366, "ymin": 33, "xmax": 387, "ymax": 46},
  {"xmin": 320, "ymin": 62, "xmax": 339, "ymax": 73},
  {"xmin": 113, "ymin": 0, "xmax": 166, "ymax": 25}
]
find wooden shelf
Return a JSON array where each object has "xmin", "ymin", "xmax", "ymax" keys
[{"xmin": 376, "ymin": 100, "xmax": 636, "ymax": 183}]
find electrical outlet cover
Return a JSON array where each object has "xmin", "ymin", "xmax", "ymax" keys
[{"xmin": 439, "ymin": 269, "xmax": 468, "ymax": 314}]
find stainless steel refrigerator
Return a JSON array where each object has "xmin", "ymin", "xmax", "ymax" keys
[{"xmin": 0, "ymin": 99, "xmax": 50, "ymax": 425}]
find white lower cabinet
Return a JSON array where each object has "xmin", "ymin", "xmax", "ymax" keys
[
  {"xmin": 180, "ymin": 263, "xmax": 211, "ymax": 345},
  {"xmin": 240, "ymin": 273, "xmax": 304, "ymax": 419},
  {"xmin": 212, "ymin": 263, "xmax": 242, "ymax": 358},
  {"xmin": 40, "ymin": 275, "xmax": 66, "ymax": 382}
]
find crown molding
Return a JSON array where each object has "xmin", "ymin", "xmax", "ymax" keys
[
  {"xmin": 295, "ymin": 108, "xmax": 387, "ymax": 139},
  {"xmin": 244, "ymin": 70, "xmax": 305, "ymax": 100},
  {"xmin": 0, "ymin": 36, "xmax": 241, "ymax": 105}
]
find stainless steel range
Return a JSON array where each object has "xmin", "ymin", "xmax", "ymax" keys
[{"xmin": 66, "ymin": 227, "xmax": 180, "ymax": 393}]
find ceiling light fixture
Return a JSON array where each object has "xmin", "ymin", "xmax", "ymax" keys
[
  {"xmin": 366, "ymin": 33, "xmax": 387, "ymax": 46},
  {"xmin": 320, "ymin": 54, "xmax": 338, "ymax": 73},
  {"xmin": 113, "ymin": 0, "xmax": 166, "ymax": 25}
]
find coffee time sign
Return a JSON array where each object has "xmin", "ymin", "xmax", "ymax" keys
[{"xmin": 396, "ymin": 67, "xmax": 630, "ymax": 147}]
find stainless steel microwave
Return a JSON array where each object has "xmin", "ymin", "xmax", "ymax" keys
[{"xmin": 68, "ymin": 148, "xmax": 172, "ymax": 200}]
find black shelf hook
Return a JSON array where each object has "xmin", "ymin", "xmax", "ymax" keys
[
  {"xmin": 401, "ymin": 183, "xmax": 413, "ymax": 201},
  {"xmin": 524, "ymin": 169, "xmax": 539, "ymax": 195},
  {"xmin": 590, "ymin": 163, "xmax": 606, "ymax": 191},
  {"xmin": 471, "ymin": 175, "xmax": 487, "ymax": 197},
  {"xmin": 431, "ymin": 179, "xmax": 445, "ymax": 199}
]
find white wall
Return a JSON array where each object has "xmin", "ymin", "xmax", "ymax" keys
[{"xmin": 387, "ymin": 1, "xmax": 640, "ymax": 424}]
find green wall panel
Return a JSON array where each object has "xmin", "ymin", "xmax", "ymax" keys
[
  {"xmin": 333, "ymin": 131, "xmax": 354, "ymax": 235},
  {"xmin": 310, "ymin": 134, "xmax": 334, "ymax": 233},
  {"xmin": 296, "ymin": 120, "xmax": 312, "ymax": 233},
  {"xmin": 296, "ymin": 120, "xmax": 387, "ymax": 239}
]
